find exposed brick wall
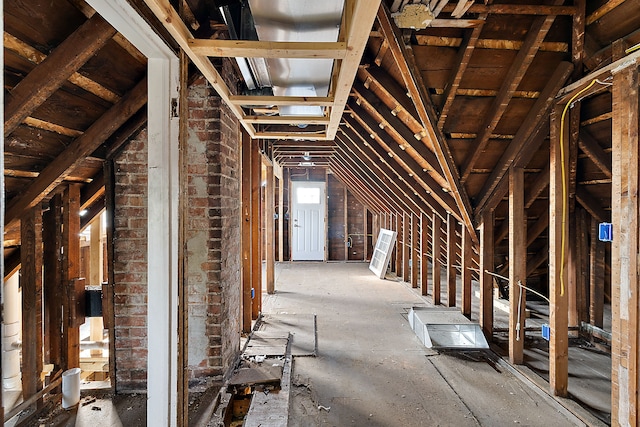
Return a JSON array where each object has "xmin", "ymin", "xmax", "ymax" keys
[
  {"xmin": 112, "ymin": 68, "xmax": 241, "ymax": 392},
  {"xmin": 113, "ymin": 130, "xmax": 148, "ymax": 393}
]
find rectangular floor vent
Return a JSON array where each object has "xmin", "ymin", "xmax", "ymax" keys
[{"xmin": 408, "ymin": 307, "xmax": 489, "ymax": 350}]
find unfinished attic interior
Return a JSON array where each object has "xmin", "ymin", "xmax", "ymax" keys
[{"xmin": 2, "ymin": 0, "xmax": 640, "ymax": 424}]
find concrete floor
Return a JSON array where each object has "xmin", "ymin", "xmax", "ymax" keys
[{"xmin": 264, "ymin": 262, "xmax": 588, "ymax": 426}]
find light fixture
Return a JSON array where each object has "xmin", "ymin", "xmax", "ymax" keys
[{"xmin": 302, "ymin": 152, "xmax": 312, "ymax": 161}]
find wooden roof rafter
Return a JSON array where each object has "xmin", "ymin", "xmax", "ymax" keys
[
  {"xmin": 329, "ymin": 163, "xmax": 388, "ymax": 213},
  {"xmin": 376, "ymin": 3, "xmax": 476, "ymax": 243}
]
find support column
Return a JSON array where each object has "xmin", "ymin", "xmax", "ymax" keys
[
  {"xmin": 446, "ymin": 213, "xmax": 457, "ymax": 307},
  {"xmin": 395, "ymin": 213, "xmax": 403, "ymax": 277},
  {"xmin": 411, "ymin": 213, "xmax": 419, "ymax": 288},
  {"xmin": 403, "ymin": 212, "xmax": 410, "ymax": 283},
  {"xmin": 43, "ymin": 194, "xmax": 63, "ymax": 369},
  {"xmin": 611, "ymin": 63, "xmax": 639, "ymax": 425},
  {"xmin": 241, "ymin": 131, "xmax": 253, "ymax": 332},
  {"xmin": 62, "ymin": 184, "xmax": 81, "ymax": 370},
  {"xmin": 278, "ymin": 174, "xmax": 284, "ymax": 262},
  {"xmin": 89, "ymin": 214, "xmax": 105, "ymax": 357},
  {"xmin": 479, "ymin": 210, "xmax": 494, "ymax": 339},
  {"xmin": 432, "ymin": 213, "xmax": 442, "ymax": 305},
  {"xmin": 461, "ymin": 228, "xmax": 473, "ymax": 318},
  {"xmin": 420, "ymin": 212, "xmax": 429, "ymax": 296},
  {"xmin": 265, "ymin": 162, "xmax": 275, "ymax": 294},
  {"xmin": 251, "ymin": 138, "xmax": 261, "ymax": 319},
  {"xmin": 549, "ymin": 105, "xmax": 569, "ymax": 396},
  {"xmin": 589, "ymin": 216, "xmax": 604, "ymax": 328},
  {"xmin": 509, "ymin": 167, "xmax": 526, "ymax": 364},
  {"xmin": 21, "ymin": 206, "xmax": 43, "ymax": 400}
]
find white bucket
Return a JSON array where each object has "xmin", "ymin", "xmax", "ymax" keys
[{"xmin": 61, "ymin": 368, "xmax": 81, "ymax": 409}]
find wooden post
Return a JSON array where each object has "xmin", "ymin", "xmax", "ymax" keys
[
  {"xmin": 403, "ymin": 212, "xmax": 410, "ymax": 283},
  {"xmin": 89, "ymin": 214, "xmax": 104, "ymax": 357},
  {"xmin": 432, "ymin": 213, "xmax": 442, "ymax": 305},
  {"xmin": 278, "ymin": 175, "xmax": 284, "ymax": 262},
  {"xmin": 344, "ymin": 186, "xmax": 349, "ymax": 261},
  {"xmin": 509, "ymin": 167, "xmax": 526, "ymax": 364},
  {"xmin": 364, "ymin": 208, "xmax": 369, "ymax": 261},
  {"xmin": 241, "ymin": 131, "xmax": 253, "ymax": 332},
  {"xmin": 549, "ymin": 105, "xmax": 569, "ymax": 396},
  {"xmin": 411, "ymin": 213, "xmax": 419, "ymax": 288},
  {"xmin": 21, "ymin": 206, "xmax": 44, "ymax": 400},
  {"xmin": 420, "ymin": 212, "xmax": 429, "ymax": 296},
  {"xmin": 251, "ymin": 138, "xmax": 262, "ymax": 319},
  {"xmin": 589, "ymin": 216, "xmax": 604, "ymax": 328},
  {"xmin": 395, "ymin": 213, "xmax": 403, "ymax": 277},
  {"xmin": 103, "ymin": 161, "xmax": 117, "ymax": 389},
  {"xmin": 265, "ymin": 163, "xmax": 275, "ymax": 294},
  {"xmin": 43, "ymin": 194, "xmax": 63, "ymax": 369},
  {"xmin": 610, "ymin": 62, "xmax": 639, "ymax": 425},
  {"xmin": 576, "ymin": 208, "xmax": 589, "ymax": 325},
  {"xmin": 446, "ymin": 213, "xmax": 457, "ymax": 307},
  {"xmin": 461, "ymin": 228, "xmax": 473, "ymax": 318},
  {"xmin": 479, "ymin": 210, "xmax": 494, "ymax": 338},
  {"xmin": 62, "ymin": 184, "xmax": 81, "ymax": 369}
]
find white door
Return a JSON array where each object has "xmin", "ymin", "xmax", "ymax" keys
[{"xmin": 291, "ymin": 181, "xmax": 326, "ymax": 261}]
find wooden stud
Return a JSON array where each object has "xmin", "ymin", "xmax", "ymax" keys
[
  {"xmin": 396, "ymin": 213, "xmax": 403, "ymax": 277},
  {"xmin": 610, "ymin": 62, "xmax": 639, "ymax": 425},
  {"xmin": 403, "ymin": 212, "xmax": 411, "ymax": 283},
  {"xmin": 278, "ymin": 175, "xmax": 285, "ymax": 262},
  {"xmin": 479, "ymin": 210, "xmax": 494, "ymax": 339},
  {"xmin": 103, "ymin": 161, "xmax": 117, "ymax": 390},
  {"xmin": 62, "ymin": 184, "xmax": 81, "ymax": 369},
  {"xmin": 432, "ymin": 213, "xmax": 442, "ymax": 305},
  {"xmin": 265, "ymin": 163, "xmax": 275, "ymax": 294},
  {"xmin": 344, "ymin": 186, "xmax": 349, "ymax": 261},
  {"xmin": 446, "ymin": 213, "xmax": 457, "ymax": 307},
  {"xmin": 509, "ymin": 167, "xmax": 526, "ymax": 365},
  {"xmin": 589, "ymin": 216, "xmax": 605, "ymax": 328},
  {"xmin": 420, "ymin": 212, "xmax": 430, "ymax": 296},
  {"xmin": 461, "ymin": 227, "xmax": 473, "ymax": 318},
  {"xmin": 251, "ymin": 138, "xmax": 262, "ymax": 319},
  {"xmin": 21, "ymin": 206, "xmax": 44, "ymax": 400},
  {"xmin": 89, "ymin": 215, "xmax": 105, "ymax": 357},
  {"xmin": 43, "ymin": 194, "xmax": 63, "ymax": 369},
  {"xmin": 411, "ymin": 213, "xmax": 419, "ymax": 288},
  {"xmin": 549, "ymin": 106, "xmax": 569, "ymax": 396},
  {"xmin": 241, "ymin": 131, "xmax": 253, "ymax": 332}
]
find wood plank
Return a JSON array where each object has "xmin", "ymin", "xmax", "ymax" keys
[
  {"xmin": 432, "ymin": 214, "xmax": 442, "ymax": 305},
  {"xmin": 446, "ymin": 214, "xmax": 457, "ymax": 307},
  {"xmin": 189, "ymin": 39, "xmax": 347, "ymax": 59},
  {"xmin": 508, "ymin": 167, "xmax": 526, "ymax": 365},
  {"xmin": 586, "ymin": 0, "xmax": 626, "ymax": 25},
  {"xmin": 479, "ymin": 210, "xmax": 494, "ymax": 338},
  {"xmin": 403, "ymin": 212, "xmax": 411, "ymax": 283},
  {"xmin": 549, "ymin": 106, "xmax": 569, "ymax": 397},
  {"xmin": 578, "ymin": 129, "xmax": 612, "ymax": 178},
  {"xmin": 62, "ymin": 184, "xmax": 81, "ymax": 369},
  {"xmin": 103, "ymin": 161, "xmax": 116, "ymax": 389},
  {"xmin": 229, "ymin": 95, "xmax": 334, "ymax": 107},
  {"xmin": 610, "ymin": 62, "xmax": 639, "ymax": 425},
  {"xmin": 420, "ymin": 212, "xmax": 430, "ymax": 296},
  {"xmin": 396, "ymin": 214, "xmax": 404, "ymax": 278},
  {"xmin": 4, "ymin": 14, "xmax": 116, "ymax": 136},
  {"xmin": 21, "ymin": 206, "xmax": 44, "ymax": 400},
  {"xmin": 575, "ymin": 186, "xmax": 608, "ymax": 223},
  {"xmin": 43, "ymin": 194, "xmax": 62, "ymax": 367},
  {"xmin": 461, "ymin": 227, "xmax": 473, "ymax": 318},
  {"xmin": 442, "ymin": 4, "xmax": 575, "ymax": 15},
  {"xmin": 377, "ymin": 4, "xmax": 476, "ymax": 245},
  {"xmin": 241, "ymin": 131, "xmax": 253, "ymax": 332},
  {"xmin": 4, "ymin": 77, "xmax": 147, "ymax": 229},
  {"xmin": 460, "ymin": 7, "xmax": 562, "ymax": 182},
  {"xmin": 411, "ymin": 213, "xmax": 419, "ymax": 288},
  {"xmin": 589, "ymin": 216, "xmax": 605, "ymax": 329},
  {"xmin": 266, "ymin": 163, "xmax": 275, "ymax": 294}
]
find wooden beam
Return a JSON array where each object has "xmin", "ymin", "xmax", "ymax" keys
[
  {"xmin": 437, "ymin": 15, "xmax": 486, "ymax": 130},
  {"xmin": 377, "ymin": 4, "xmax": 476, "ymax": 245},
  {"xmin": 411, "ymin": 213, "xmax": 419, "ymax": 287},
  {"xmin": 589, "ymin": 216, "xmax": 605, "ymax": 329},
  {"xmin": 189, "ymin": 39, "xmax": 347, "ymax": 59},
  {"xmin": 461, "ymin": 227, "xmax": 473, "ymax": 318},
  {"xmin": 229, "ymin": 95, "xmax": 334, "ymax": 107},
  {"xmin": 420, "ymin": 212, "xmax": 430, "ymax": 296},
  {"xmin": 241, "ymin": 131, "xmax": 253, "ymax": 332},
  {"xmin": 4, "ymin": 77, "xmax": 148, "ymax": 229},
  {"xmin": 330, "ymin": 163, "xmax": 387, "ymax": 214},
  {"xmin": 278, "ymin": 174, "xmax": 285, "ymax": 262},
  {"xmin": 446, "ymin": 214, "xmax": 457, "ymax": 307},
  {"xmin": 244, "ymin": 115, "xmax": 330, "ymax": 125},
  {"xmin": 21, "ymin": 206, "xmax": 44, "ymax": 400},
  {"xmin": 461, "ymin": 7, "xmax": 562, "ymax": 182},
  {"xmin": 479, "ymin": 210, "xmax": 494, "ymax": 338},
  {"xmin": 442, "ymin": 4, "xmax": 575, "ymax": 15},
  {"xmin": 575, "ymin": 186, "xmax": 609, "ymax": 223},
  {"xmin": 251, "ymin": 138, "xmax": 261, "ymax": 320},
  {"xmin": 4, "ymin": 14, "xmax": 116, "ymax": 136},
  {"xmin": 432, "ymin": 213, "xmax": 443, "ymax": 305},
  {"xmin": 474, "ymin": 62, "xmax": 573, "ymax": 213},
  {"xmin": 396, "ymin": 213, "xmax": 404, "ymax": 278},
  {"xmin": 403, "ymin": 213, "xmax": 411, "ymax": 283},
  {"xmin": 586, "ymin": 0, "xmax": 625, "ymax": 25},
  {"xmin": 330, "ymin": 157, "xmax": 390, "ymax": 214},
  {"xmin": 579, "ymin": 129, "xmax": 612, "ymax": 178},
  {"xmin": 610, "ymin": 62, "xmax": 639, "ymax": 425},
  {"xmin": 265, "ymin": 164, "xmax": 275, "ymax": 294},
  {"xmin": 508, "ymin": 167, "xmax": 526, "ymax": 365},
  {"xmin": 62, "ymin": 184, "xmax": 81, "ymax": 370},
  {"xmin": 549, "ymin": 106, "xmax": 569, "ymax": 396}
]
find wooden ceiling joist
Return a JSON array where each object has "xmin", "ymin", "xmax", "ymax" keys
[
  {"xmin": 4, "ymin": 77, "xmax": 148, "ymax": 229},
  {"xmin": 441, "ymin": 4, "xmax": 576, "ymax": 15},
  {"xmin": 4, "ymin": 13, "xmax": 117, "ymax": 137},
  {"xmin": 377, "ymin": 3, "xmax": 476, "ymax": 243},
  {"xmin": 228, "ymin": 95, "xmax": 334, "ymax": 107},
  {"xmin": 460, "ymin": 4, "xmax": 562, "ymax": 183},
  {"xmin": 189, "ymin": 39, "xmax": 348, "ymax": 59}
]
